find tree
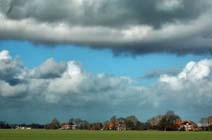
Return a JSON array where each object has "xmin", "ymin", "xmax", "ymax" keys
[
  {"xmin": 110, "ymin": 116, "xmax": 117, "ymax": 123},
  {"xmin": 126, "ymin": 115, "xmax": 139, "ymax": 130},
  {"xmin": 46, "ymin": 118, "xmax": 61, "ymax": 129},
  {"xmin": 29, "ymin": 123, "xmax": 45, "ymax": 129},
  {"xmin": 0, "ymin": 121, "xmax": 11, "ymax": 129},
  {"xmin": 199, "ymin": 117, "xmax": 208, "ymax": 131},
  {"xmin": 126, "ymin": 120, "xmax": 135, "ymax": 130},
  {"xmin": 158, "ymin": 111, "xmax": 181, "ymax": 131},
  {"xmin": 69, "ymin": 118, "xmax": 90, "ymax": 129},
  {"xmin": 208, "ymin": 116, "xmax": 212, "ymax": 131},
  {"xmin": 147, "ymin": 115, "xmax": 163, "ymax": 130},
  {"xmin": 90, "ymin": 122, "xmax": 103, "ymax": 130},
  {"xmin": 135, "ymin": 121, "xmax": 145, "ymax": 130}
]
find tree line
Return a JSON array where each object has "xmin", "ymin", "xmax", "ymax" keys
[{"xmin": 1, "ymin": 111, "xmax": 212, "ymax": 131}]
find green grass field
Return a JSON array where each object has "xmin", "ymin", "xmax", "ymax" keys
[{"xmin": 0, "ymin": 130, "xmax": 212, "ymax": 140}]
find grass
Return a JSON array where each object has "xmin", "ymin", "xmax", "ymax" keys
[{"xmin": 0, "ymin": 130, "xmax": 212, "ymax": 140}]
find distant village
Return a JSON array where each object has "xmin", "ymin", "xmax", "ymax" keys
[{"xmin": 1, "ymin": 111, "xmax": 212, "ymax": 131}]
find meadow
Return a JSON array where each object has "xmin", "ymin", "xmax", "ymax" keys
[{"xmin": 0, "ymin": 130, "xmax": 212, "ymax": 140}]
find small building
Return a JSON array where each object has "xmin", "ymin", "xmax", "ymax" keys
[
  {"xmin": 117, "ymin": 123, "xmax": 126, "ymax": 131},
  {"xmin": 117, "ymin": 118, "xmax": 126, "ymax": 131},
  {"xmin": 16, "ymin": 126, "xmax": 32, "ymax": 130},
  {"xmin": 61, "ymin": 123, "xmax": 71, "ymax": 130},
  {"xmin": 60, "ymin": 123, "xmax": 77, "ymax": 130},
  {"xmin": 104, "ymin": 119, "xmax": 126, "ymax": 131},
  {"xmin": 71, "ymin": 124, "xmax": 77, "ymax": 130},
  {"xmin": 176, "ymin": 120, "xmax": 197, "ymax": 131}
]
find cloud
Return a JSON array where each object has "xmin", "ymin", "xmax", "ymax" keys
[
  {"xmin": 0, "ymin": 50, "xmax": 11, "ymax": 60},
  {"xmin": 0, "ymin": 50, "xmax": 147, "ymax": 105},
  {"xmin": 0, "ymin": 50, "xmax": 26, "ymax": 85},
  {"xmin": 158, "ymin": 59, "xmax": 212, "ymax": 113},
  {"xmin": 3, "ymin": 0, "xmax": 204, "ymax": 27},
  {"xmin": 0, "ymin": 0, "xmax": 212, "ymax": 55},
  {"xmin": 160, "ymin": 59, "xmax": 212, "ymax": 89},
  {"xmin": 141, "ymin": 68, "xmax": 180, "ymax": 79},
  {"xmin": 0, "ymin": 80, "xmax": 27, "ymax": 97},
  {"xmin": 1, "ymin": 50, "xmax": 212, "ymax": 122},
  {"xmin": 30, "ymin": 58, "xmax": 66, "ymax": 79},
  {"xmin": 156, "ymin": 0, "xmax": 184, "ymax": 12}
]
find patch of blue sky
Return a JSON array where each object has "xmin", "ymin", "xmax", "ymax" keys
[{"xmin": 1, "ymin": 40, "xmax": 212, "ymax": 86}]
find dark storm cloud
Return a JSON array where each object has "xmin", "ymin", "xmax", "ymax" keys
[
  {"xmin": 4, "ymin": 0, "xmax": 206, "ymax": 27},
  {"xmin": 0, "ymin": 0, "xmax": 212, "ymax": 55}
]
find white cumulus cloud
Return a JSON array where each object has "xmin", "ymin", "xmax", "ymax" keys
[{"xmin": 1, "ymin": 50, "xmax": 212, "ymax": 121}]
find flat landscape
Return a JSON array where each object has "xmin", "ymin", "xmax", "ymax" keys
[{"xmin": 0, "ymin": 130, "xmax": 212, "ymax": 140}]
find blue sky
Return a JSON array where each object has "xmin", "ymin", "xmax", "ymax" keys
[{"xmin": 1, "ymin": 40, "xmax": 211, "ymax": 81}]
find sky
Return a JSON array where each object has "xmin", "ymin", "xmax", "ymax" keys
[{"xmin": 1, "ymin": 0, "xmax": 212, "ymax": 123}]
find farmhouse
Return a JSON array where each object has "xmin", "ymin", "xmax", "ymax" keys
[
  {"xmin": 104, "ymin": 119, "xmax": 126, "ymax": 131},
  {"xmin": 104, "ymin": 122, "xmax": 117, "ymax": 130},
  {"xmin": 176, "ymin": 120, "xmax": 197, "ymax": 131}
]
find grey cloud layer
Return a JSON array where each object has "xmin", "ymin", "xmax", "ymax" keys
[
  {"xmin": 1, "ymin": 50, "xmax": 212, "ymax": 121},
  {"xmin": 0, "ymin": 0, "xmax": 212, "ymax": 54},
  {"xmin": 3, "ymin": 0, "xmax": 205, "ymax": 27}
]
